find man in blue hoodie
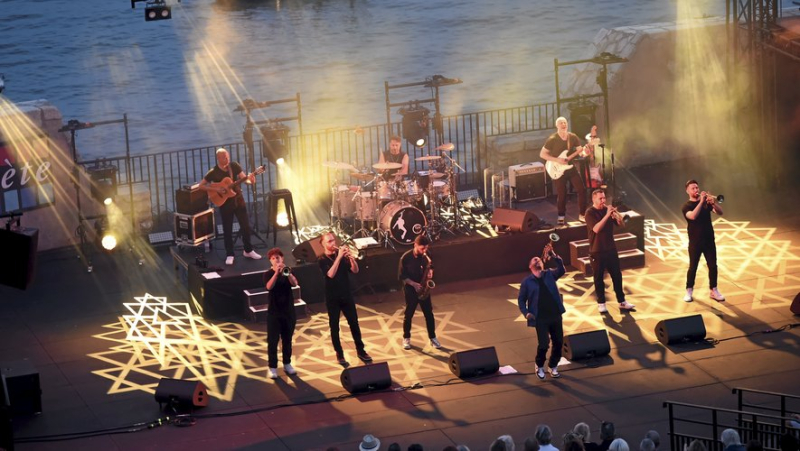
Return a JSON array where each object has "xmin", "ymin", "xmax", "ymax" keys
[{"xmin": 518, "ymin": 244, "xmax": 567, "ymax": 380}]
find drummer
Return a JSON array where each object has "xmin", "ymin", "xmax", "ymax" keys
[{"xmin": 378, "ymin": 135, "xmax": 409, "ymax": 181}]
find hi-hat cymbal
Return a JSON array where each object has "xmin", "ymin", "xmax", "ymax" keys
[
  {"xmin": 372, "ymin": 162, "xmax": 402, "ymax": 170},
  {"xmin": 415, "ymin": 155, "xmax": 442, "ymax": 161},
  {"xmin": 435, "ymin": 143, "xmax": 455, "ymax": 151},
  {"xmin": 350, "ymin": 172, "xmax": 375, "ymax": 181},
  {"xmin": 323, "ymin": 161, "xmax": 357, "ymax": 171}
]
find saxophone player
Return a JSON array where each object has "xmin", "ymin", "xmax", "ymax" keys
[
  {"xmin": 318, "ymin": 232, "xmax": 372, "ymax": 366},
  {"xmin": 398, "ymin": 235, "xmax": 441, "ymax": 350}
]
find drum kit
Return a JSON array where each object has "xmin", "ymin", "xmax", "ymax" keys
[{"xmin": 323, "ymin": 142, "xmax": 468, "ymax": 249}]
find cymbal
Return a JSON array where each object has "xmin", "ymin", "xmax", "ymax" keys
[
  {"xmin": 435, "ymin": 143, "xmax": 455, "ymax": 151},
  {"xmin": 415, "ymin": 155, "xmax": 442, "ymax": 161},
  {"xmin": 350, "ymin": 172, "xmax": 375, "ymax": 181},
  {"xmin": 372, "ymin": 162, "xmax": 402, "ymax": 170},
  {"xmin": 323, "ymin": 161, "xmax": 356, "ymax": 171},
  {"xmin": 430, "ymin": 172, "xmax": 446, "ymax": 179}
]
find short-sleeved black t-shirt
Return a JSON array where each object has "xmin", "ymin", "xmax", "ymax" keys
[
  {"xmin": 204, "ymin": 162, "xmax": 244, "ymax": 191},
  {"xmin": 262, "ymin": 269, "xmax": 295, "ymax": 316},
  {"xmin": 543, "ymin": 132, "xmax": 581, "ymax": 158},
  {"xmin": 585, "ymin": 206, "xmax": 616, "ymax": 254},
  {"xmin": 682, "ymin": 200, "xmax": 715, "ymax": 243},
  {"xmin": 318, "ymin": 253, "xmax": 353, "ymax": 301}
]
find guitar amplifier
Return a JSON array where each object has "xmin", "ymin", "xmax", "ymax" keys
[
  {"xmin": 508, "ymin": 162, "xmax": 547, "ymax": 201},
  {"xmin": 174, "ymin": 208, "xmax": 216, "ymax": 245},
  {"xmin": 176, "ymin": 186, "xmax": 209, "ymax": 215}
]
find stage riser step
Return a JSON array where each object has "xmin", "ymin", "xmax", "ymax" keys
[
  {"xmin": 244, "ymin": 287, "xmax": 307, "ymax": 321},
  {"xmin": 574, "ymin": 249, "xmax": 646, "ymax": 277},
  {"xmin": 569, "ymin": 233, "xmax": 639, "ymax": 262},
  {"xmin": 248, "ymin": 300, "xmax": 308, "ymax": 322}
]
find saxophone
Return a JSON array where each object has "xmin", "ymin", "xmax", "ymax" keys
[{"xmin": 418, "ymin": 254, "xmax": 435, "ymax": 300}]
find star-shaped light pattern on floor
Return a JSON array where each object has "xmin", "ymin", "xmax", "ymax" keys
[
  {"xmin": 507, "ymin": 218, "xmax": 800, "ymax": 341},
  {"xmin": 89, "ymin": 294, "xmax": 480, "ymax": 401}
]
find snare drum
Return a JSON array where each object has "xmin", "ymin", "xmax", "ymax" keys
[
  {"xmin": 432, "ymin": 180, "xmax": 450, "ymax": 199},
  {"xmin": 400, "ymin": 178, "xmax": 422, "ymax": 201},
  {"xmin": 355, "ymin": 191, "xmax": 379, "ymax": 221},
  {"xmin": 332, "ymin": 185, "xmax": 356, "ymax": 219},
  {"xmin": 379, "ymin": 200, "xmax": 427, "ymax": 245},
  {"xmin": 377, "ymin": 179, "xmax": 394, "ymax": 200}
]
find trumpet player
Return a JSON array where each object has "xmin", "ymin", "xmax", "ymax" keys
[
  {"xmin": 318, "ymin": 232, "xmax": 372, "ymax": 366},
  {"xmin": 263, "ymin": 247, "xmax": 298, "ymax": 379},
  {"xmin": 398, "ymin": 235, "xmax": 441, "ymax": 350},
  {"xmin": 518, "ymin": 244, "xmax": 567, "ymax": 380},
  {"xmin": 585, "ymin": 189, "xmax": 636, "ymax": 313},
  {"xmin": 682, "ymin": 180, "xmax": 725, "ymax": 302}
]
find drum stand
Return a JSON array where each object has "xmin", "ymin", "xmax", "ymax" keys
[
  {"xmin": 351, "ymin": 185, "xmax": 374, "ymax": 239},
  {"xmin": 329, "ymin": 182, "xmax": 350, "ymax": 236},
  {"xmin": 440, "ymin": 154, "xmax": 471, "ymax": 235}
]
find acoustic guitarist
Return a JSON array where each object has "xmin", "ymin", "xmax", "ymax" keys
[
  {"xmin": 199, "ymin": 148, "xmax": 262, "ymax": 265},
  {"xmin": 540, "ymin": 117, "xmax": 588, "ymax": 226}
]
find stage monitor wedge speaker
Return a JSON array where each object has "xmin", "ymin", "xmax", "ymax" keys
[
  {"xmin": 490, "ymin": 208, "xmax": 538, "ymax": 233},
  {"xmin": 292, "ymin": 235, "xmax": 341, "ymax": 262},
  {"xmin": 154, "ymin": 378, "xmax": 208, "ymax": 408},
  {"xmin": 449, "ymin": 347, "xmax": 500, "ymax": 378},
  {"xmin": 563, "ymin": 329, "xmax": 611, "ymax": 360},
  {"xmin": 0, "ymin": 227, "xmax": 38, "ymax": 290},
  {"xmin": 0, "ymin": 360, "xmax": 42, "ymax": 416},
  {"xmin": 655, "ymin": 314, "xmax": 707, "ymax": 345},
  {"xmin": 340, "ymin": 362, "xmax": 392, "ymax": 394}
]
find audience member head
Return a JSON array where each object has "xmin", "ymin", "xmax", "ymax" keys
[
  {"xmin": 780, "ymin": 431, "xmax": 800, "ymax": 451},
  {"xmin": 535, "ymin": 425, "xmax": 554, "ymax": 446},
  {"xmin": 408, "ymin": 445, "xmax": 424, "ymax": 451},
  {"xmin": 645, "ymin": 430, "xmax": 661, "ymax": 449},
  {"xmin": 600, "ymin": 422, "xmax": 616, "ymax": 441},
  {"xmin": 609, "ymin": 438, "xmax": 630, "ymax": 451},
  {"xmin": 498, "ymin": 435, "xmax": 515, "ymax": 451},
  {"xmin": 523, "ymin": 437, "xmax": 540, "ymax": 451},
  {"xmin": 640, "ymin": 438, "xmax": 655, "ymax": 451},
  {"xmin": 489, "ymin": 439, "xmax": 507, "ymax": 451},
  {"xmin": 455, "ymin": 446, "xmax": 471, "ymax": 451},
  {"xmin": 563, "ymin": 431, "xmax": 585, "ymax": 450},
  {"xmin": 573, "ymin": 422, "xmax": 591, "ymax": 443},
  {"xmin": 685, "ymin": 440, "xmax": 708, "ymax": 451},
  {"xmin": 745, "ymin": 439, "xmax": 763, "ymax": 451},
  {"xmin": 721, "ymin": 429, "xmax": 743, "ymax": 447},
  {"xmin": 442, "ymin": 447, "xmax": 458, "ymax": 451},
  {"xmin": 359, "ymin": 434, "xmax": 380, "ymax": 451},
  {"xmin": 387, "ymin": 444, "xmax": 401, "ymax": 451}
]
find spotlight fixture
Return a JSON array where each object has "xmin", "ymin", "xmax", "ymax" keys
[
  {"xmin": 94, "ymin": 216, "xmax": 118, "ymax": 251},
  {"xmin": 131, "ymin": 0, "xmax": 180, "ymax": 22},
  {"xmin": 89, "ymin": 165, "xmax": 118, "ymax": 206},
  {"xmin": 259, "ymin": 123, "xmax": 290, "ymax": 166},
  {"xmin": 399, "ymin": 105, "xmax": 430, "ymax": 148}
]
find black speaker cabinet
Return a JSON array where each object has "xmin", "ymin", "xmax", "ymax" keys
[
  {"xmin": 0, "ymin": 227, "xmax": 38, "ymax": 290},
  {"xmin": 791, "ymin": 292, "xmax": 800, "ymax": 315},
  {"xmin": 176, "ymin": 187, "xmax": 209, "ymax": 215},
  {"xmin": 0, "ymin": 360, "xmax": 42, "ymax": 416},
  {"xmin": 0, "ymin": 403, "xmax": 11, "ymax": 451},
  {"xmin": 154, "ymin": 378, "xmax": 208, "ymax": 408},
  {"xmin": 490, "ymin": 208, "xmax": 538, "ymax": 233},
  {"xmin": 655, "ymin": 314, "xmax": 706, "ymax": 345},
  {"xmin": 292, "ymin": 237, "xmax": 326, "ymax": 262},
  {"xmin": 449, "ymin": 347, "xmax": 500, "ymax": 378},
  {"xmin": 340, "ymin": 362, "xmax": 392, "ymax": 394},
  {"xmin": 563, "ymin": 329, "xmax": 611, "ymax": 360},
  {"xmin": 174, "ymin": 208, "xmax": 215, "ymax": 245}
]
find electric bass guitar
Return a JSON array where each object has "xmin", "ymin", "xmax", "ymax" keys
[
  {"xmin": 207, "ymin": 165, "xmax": 266, "ymax": 207},
  {"xmin": 545, "ymin": 146, "xmax": 587, "ymax": 180}
]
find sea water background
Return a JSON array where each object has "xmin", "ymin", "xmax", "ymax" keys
[{"xmin": 0, "ymin": 0, "xmax": 733, "ymax": 160}]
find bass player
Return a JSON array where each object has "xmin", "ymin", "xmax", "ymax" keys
[
  {"xmin": 540, "ymin": 117, "xmax": 588, "ymax": 226},
  {"xmin": 199, "ymin": 148, "xmax": 262, "ymax": 265}
]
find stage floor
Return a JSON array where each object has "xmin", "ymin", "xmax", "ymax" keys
[{"xmin": 2, "ymin": 160, "xmax": 800, "ymax": 450}]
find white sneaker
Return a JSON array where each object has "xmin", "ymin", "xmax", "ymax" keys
[
  {"xmin": 283, "ymin": 363, "xmax": 297, "ymax": 375},
  {"xmin": 619, "ymin": 301, "xmax": 636, "ymax": 310},
  {"xmin": 598, "ymin": 303, "xmax": 608, "ymax": 313},
  {"xmin": 683, "ymin": 288, "xmax": 694, "ymax": 303},
  {"xmin": 243, "ymin": 250, "xmax": 262, "ymax": 260},
  {"xmin": 430, "ymin": 338, "xmax": 442, "ymax": 349},
  {"xmin": 225, "ymin": 256, "xmax": 234, "ymax": 265},
  {"xmin": 268, "ymin": 368, "xmax": 278, "ymax": 379},
  {"xmin": 548, "ymin": 366, "xmax": 561, "ymax": 378},
  {"xmin": 535, "ymin": 365, "xmax": 546, "ymax": 380},
  {"xmin": 710, "ymin": 288, "xmax": 725, "ymax": 301},
  {"xmin": 578, "ymin": 214, "xmax": 586, "ymax": 223},
  {"xmin": 402, "ymin": 338, "xmax": 411, "ymax": 350}
]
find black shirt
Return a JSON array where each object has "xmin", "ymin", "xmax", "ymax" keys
[
  {"xmin": 382, "ymin": 150, "xmax": 406, "ymax": 177},
  {"xmin": 318, "ymin": 253, "xmax": 353, "ymax": 301},
  {"xmin": 262, "ymin": 269, "xmax": 295, "ymax": 316},
  {"xmin": 398, "ymin": 249, "xmax": 432, "ymax": 284},
  {"xmin": 204, "ymin": 162, "xmax": 245, "ymax": 199},
  {"xmin": 535, "ymin": 276, "xmax": 559, "ymax": 320},
  {"xmin": 543, "ymin": 132, "xmax": 581, "ymax": 159},
  {"xmin": 585, "ymin": 206, "xmax": 616, "ymax": 254},
  {"xmin": 682, "ymin": 199, "xmax": 715, "ymax": 244}
]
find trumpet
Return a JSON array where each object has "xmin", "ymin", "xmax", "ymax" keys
[
  {"xmin": 705, "ymin": 193, "xmax": 724, "ymax": 204},
  {"xmin": 281, "ymin": 266, "xmax": 292, "ymax": 277},
  {"xmin": 337, "ymin": 245, "xmax": 364, "ymax": 261},
  {"xmin": 610, "ymin": 208, "xmax": 630, "ymax": 224},
  {"xmin": 543, "ymin": 232, "xmax": 560, "ymax": 261}
]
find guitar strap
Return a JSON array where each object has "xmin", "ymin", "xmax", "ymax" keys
[{"xmin": 227, "ymin": 165, "xmax": 237, "ymax": 195}]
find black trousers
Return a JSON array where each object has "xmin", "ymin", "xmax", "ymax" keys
[
  {"xmin": 403, "ymin": 287, "xmax": 436, "ymax": 339},
  {"xmin": 327, "ymin": 297, "xmax": 365, "ymax": 354},
  {"xmin": 220, "ymin": 195, "xmax": 253, "ymax": 257},
  {"xmin": 590, "ymin": 251, "xmax": 626, "ymax": 303},
  {"xmin": 553, "ymin": 167, "xmax": 587, "ymax": 217},
  {"xmin": 686, "ymin": 240, "xmax": 718, "ymax": 289},
  {"xmin": 535, "ymin": 316, "xmax": 564, "ymax": 369},
  {"xmin": 267, "ymin": 312, "xmax": 296, "ymax": 368}
]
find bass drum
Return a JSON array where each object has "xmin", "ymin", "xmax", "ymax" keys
[{"xmin": 379, "ymin": 200, "xmax": 427, "ymax": 245}]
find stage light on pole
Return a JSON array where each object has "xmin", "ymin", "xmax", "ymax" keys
[
  {"xmin": 89, "ymin": 166, "xmax": 118, "ymax": 206},
  {"xmin": 400, "ymin": 105, "xmax": 430, "ymax": 148},
  {"xmin": 94, "ymin": 216, "xmax": 118, "ymax": 251},
  {"xmin": 260, "ymin": 124, "xmax": 289, "ymax": 166}
]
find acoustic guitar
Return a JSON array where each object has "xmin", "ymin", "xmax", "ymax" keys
[{"xmin": 207, "ymin": 165, "xmax": 266, "ymax": 207}]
